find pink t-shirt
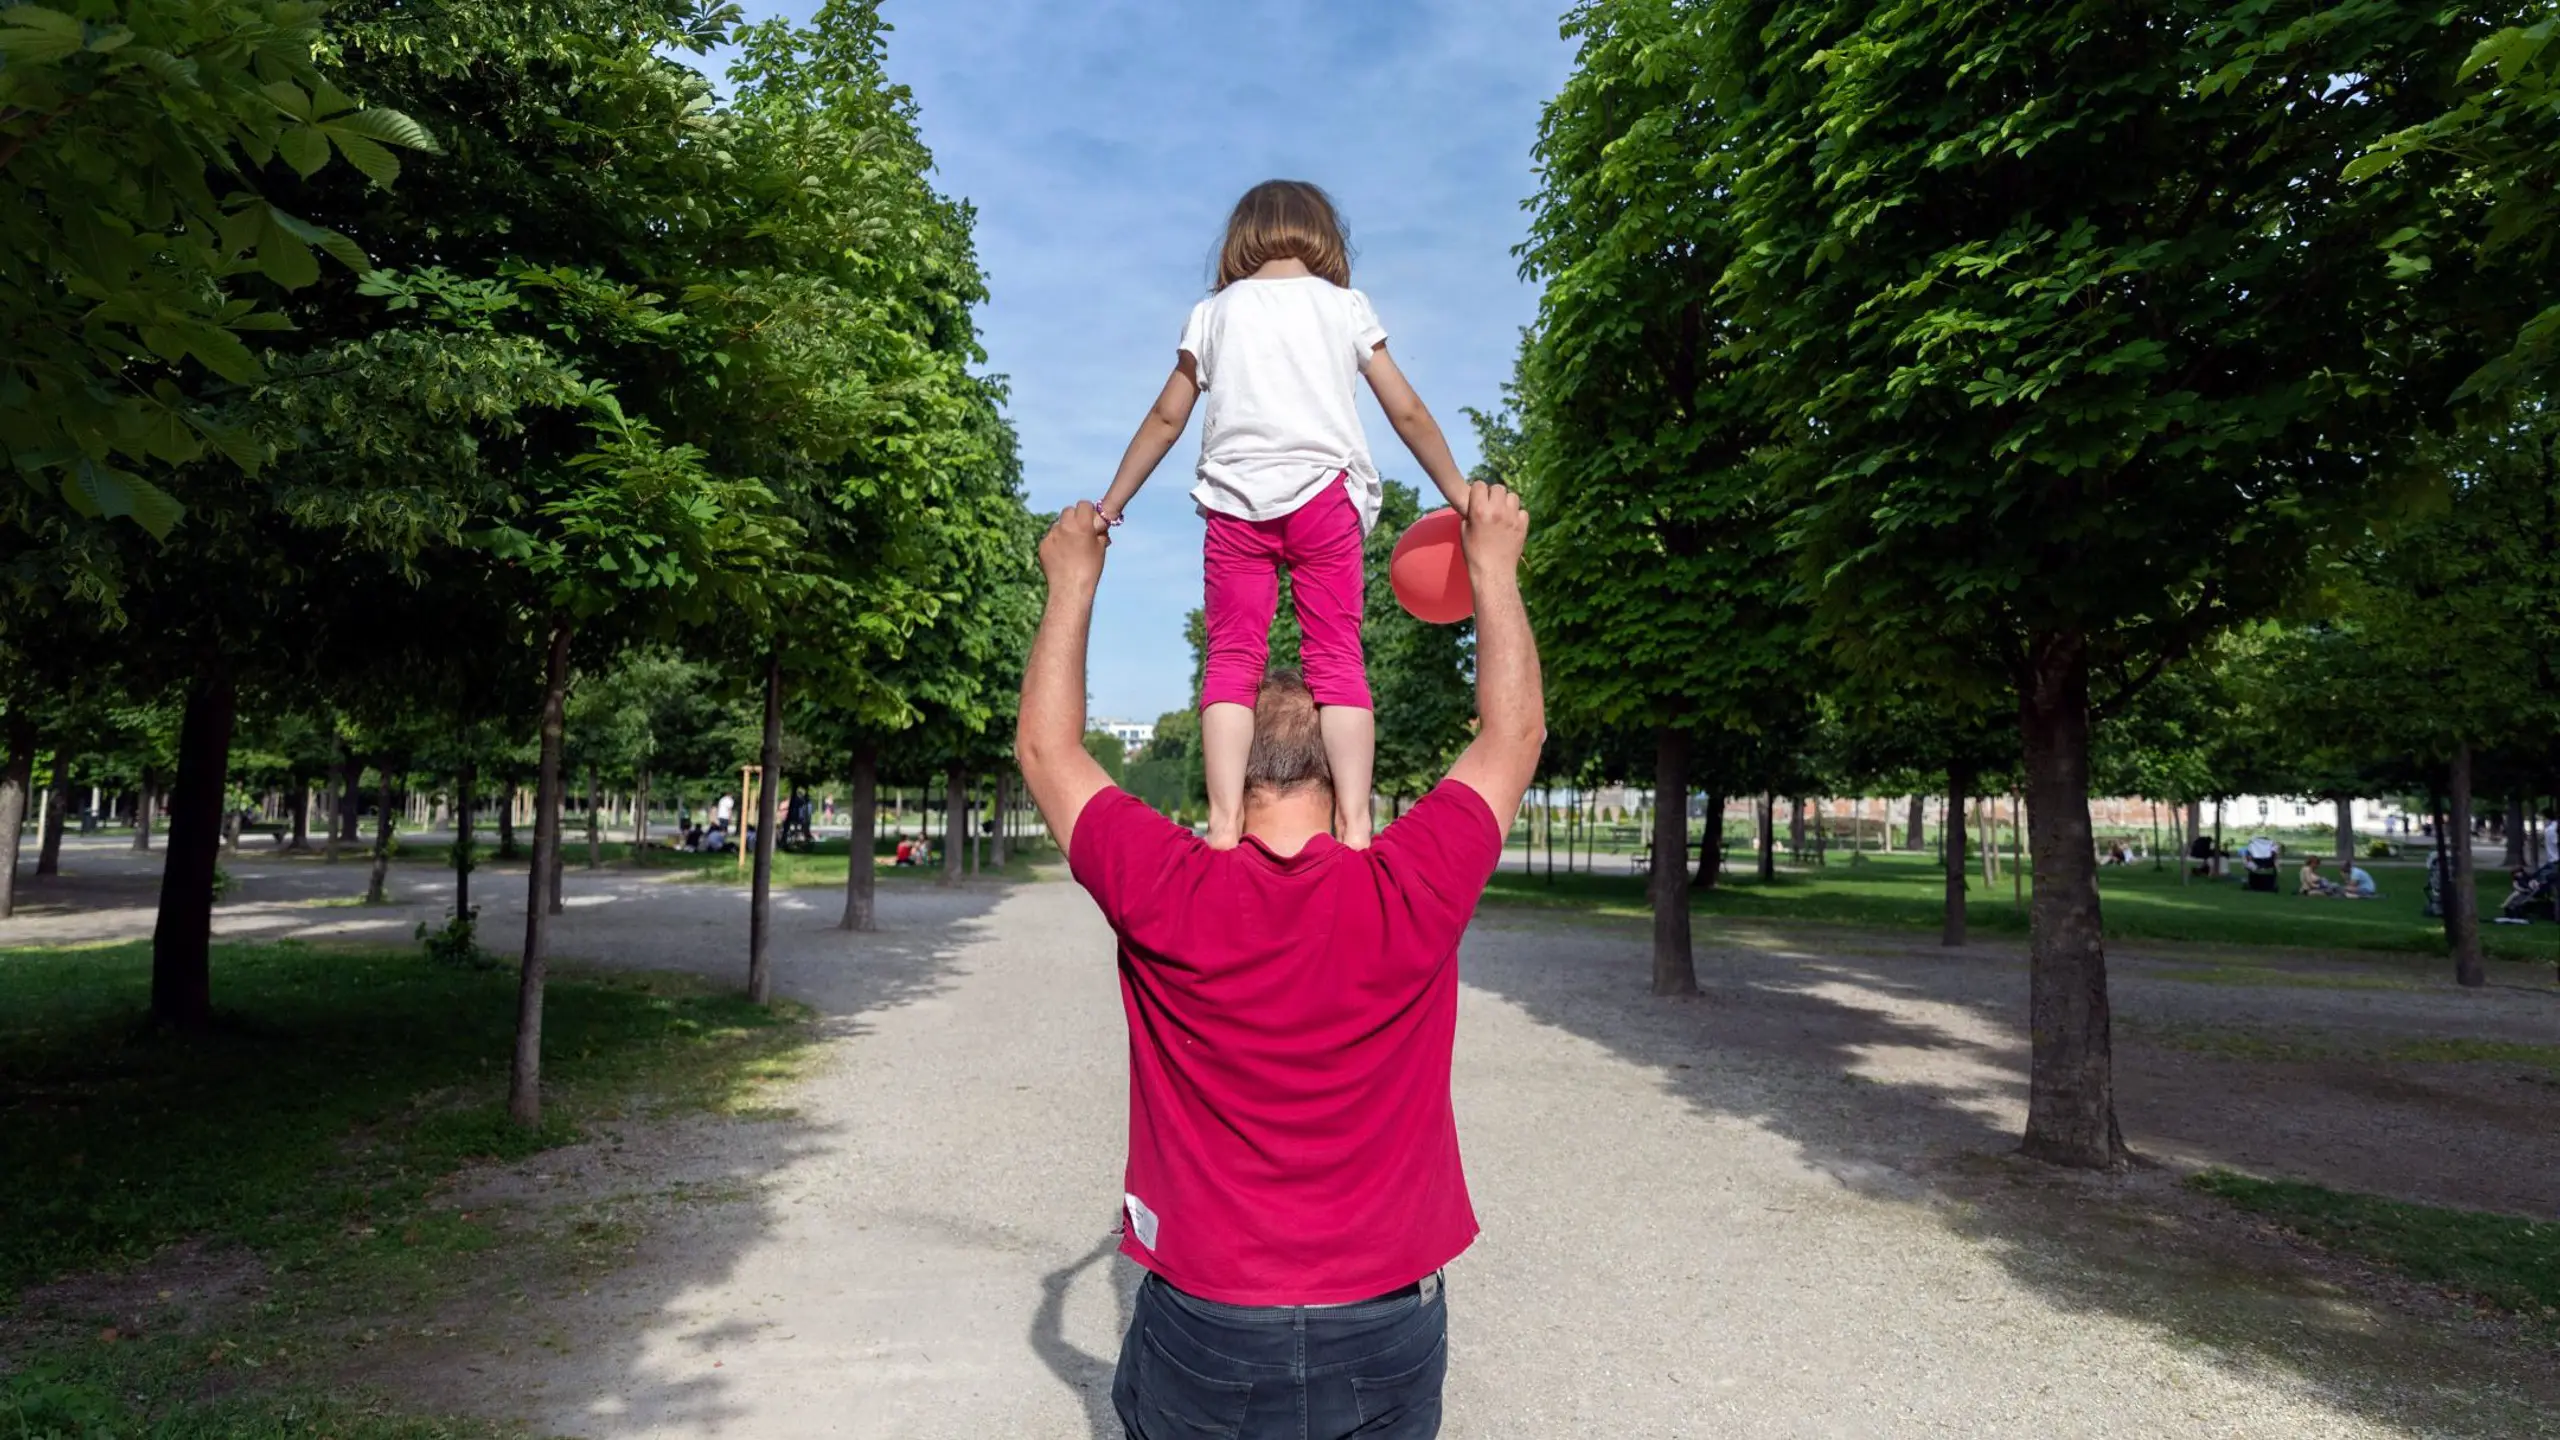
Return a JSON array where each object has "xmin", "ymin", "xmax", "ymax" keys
[{"xmin": 1069, "ymin": 779, "xmax": 1504, "ymax": 1305}]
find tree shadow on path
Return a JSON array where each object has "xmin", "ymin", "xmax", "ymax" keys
[{"xmin": 1458, "ymin": 906, "xmax": 2560, "ymax": 1438}]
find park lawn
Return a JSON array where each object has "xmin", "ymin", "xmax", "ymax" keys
[
  {"xmin": 2190, "ymin": 1172, "xmax": 2560, "ymax": 1324},
  {"xmin": 0, "ymin": 938, "xmax": 814, "ymax": 1435},
  {"xmin": 1485, "ymin": 850, "xmax": 2560, "ymax": 962}
]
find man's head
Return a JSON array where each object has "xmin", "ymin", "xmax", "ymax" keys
[{"xmin": 1244, "ymin": 668, "xmax": 1332, "ymax": 802}]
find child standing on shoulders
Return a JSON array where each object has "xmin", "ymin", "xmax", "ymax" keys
[{"xmin": 1095, "ymin": 179, "xmax": 1475, "ymax": 850}]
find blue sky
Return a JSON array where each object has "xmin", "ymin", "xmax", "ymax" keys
[{"xmin": 726, "ymin": 1, "xmax": 1575, "ymax": 721}]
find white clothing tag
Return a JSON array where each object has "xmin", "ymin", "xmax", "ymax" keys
[{"xmin": 1123, "ymin": 1192, "xmax": 1160, "ymax": 1250}]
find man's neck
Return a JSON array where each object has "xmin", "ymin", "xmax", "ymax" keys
[{"xmin": 1240, "ymin": 791, "xmax": 1335, "ymax": 858}]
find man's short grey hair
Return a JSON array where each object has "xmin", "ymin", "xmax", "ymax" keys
[{"xmin": 1244, "ymin": 668, "xmax": 1332, "ymax": 795}]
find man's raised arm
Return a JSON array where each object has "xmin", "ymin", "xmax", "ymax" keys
[
  {"xmin": 1444, "ymin": 481, "xmax": 1542, "ymax": 833},
  {"xmin": 1016, "ymin": 502, "xmax": 1117, "ymax": 858}
]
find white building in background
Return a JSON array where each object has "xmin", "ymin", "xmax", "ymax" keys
[{"xmin": 1096, "ymin": 718, "xmax": 1156, "ymax": 755}]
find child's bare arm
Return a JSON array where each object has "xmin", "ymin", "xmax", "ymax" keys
[
  {"xmin": 1364, "ymin": 345, "xmax": 1471, "ymax": 512},
  {"xmin": 1098, "ymin": 355, "xmax": 1202, "ymax": 523}
]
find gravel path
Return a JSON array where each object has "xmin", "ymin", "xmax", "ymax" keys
[{"xmin": 8, "ymin": 838, "xmax": 2556, "ymax": 1437}]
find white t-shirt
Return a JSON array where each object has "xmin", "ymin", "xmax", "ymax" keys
[{"xmin": 1178, "ymin": 276, "xmax": 1388, "ymax": 533}]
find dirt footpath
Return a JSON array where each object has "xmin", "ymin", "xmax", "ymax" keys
[{"xmin": 9, "ymin": 840, "xmax": 2557, "ymax": 1437}]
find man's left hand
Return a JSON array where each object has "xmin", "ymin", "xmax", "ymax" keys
[{"xmin": 1042, "ymin": 501, "xmax": 1110, "ymax": 595}]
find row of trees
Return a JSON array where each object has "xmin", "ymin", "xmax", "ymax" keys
[
  {"xmin": 1, "ymin": 0, "xmax": 1040, "ymax": 1124},
  {"xmin": 1507, "ymin": 0, "xmax": 2559, "ymax": 1168}
]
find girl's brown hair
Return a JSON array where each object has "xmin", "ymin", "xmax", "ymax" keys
[{"xmin": 1215, "ymin": 180, "xmax": 1352, "ymax": 290}]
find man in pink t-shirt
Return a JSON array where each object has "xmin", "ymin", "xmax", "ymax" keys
[{"xmin": 1017, "ymin": 484, "xmax": 1542, "ymax": 1440}]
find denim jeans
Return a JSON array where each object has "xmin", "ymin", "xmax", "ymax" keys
[{"xmin": 1113, "ymin": 1270, "xmax": 1447, "ymax": 1440}]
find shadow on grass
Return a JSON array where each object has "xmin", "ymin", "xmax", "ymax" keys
[
  {"xmin": 0, "ymin": 874, "xmax": 1005, "ymax": 1436},
  {"xmin": 1457, "ymin": 907, "xmax": 2560, "ymax": 1435}
]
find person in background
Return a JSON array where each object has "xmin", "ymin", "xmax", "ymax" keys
[
  {"xmin": 2297, "ymin": 853, "xmax": 2334, "ymax": 896},
  {"xmin": 2342, "ymin": 861, "xmax": 2378, "ymax": 898}
]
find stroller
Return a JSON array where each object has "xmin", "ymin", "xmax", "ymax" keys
[
  {"xmin": 2241, "ymin": 835, "xmax": 2281, "ymax": 893},
  {"xmin": 2501, "ymin": 860, "xmax": 2558, "ymax": 921}
]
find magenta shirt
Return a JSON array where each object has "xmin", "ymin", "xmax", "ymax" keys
[{"xmin": 1069, "ymin": 780, "xmax": 1503, "ymax": 1305}]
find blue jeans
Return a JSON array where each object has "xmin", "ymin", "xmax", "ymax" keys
[{"xmin": 1113, "ymin": 1271, "xmax": 1448, "ymax": 1439}]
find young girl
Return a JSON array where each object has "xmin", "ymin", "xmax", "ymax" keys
[{"xmin": 1096, "ymin": 179, "xmax": 1474, "ymax": 850}]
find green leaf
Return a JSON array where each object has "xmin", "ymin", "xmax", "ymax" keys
[
  {"xmin": 2340, "ymin": 149, "xmax": 2400, "ymax": 183},
  {"xmin": 328, "ymin": 131, "xmax": 400, "ymax": 188},
  {"xmin": 65, "ymin": 458, "xmax": 184, "ymax": 537},
  {"xmin": 120, "ymin": 44, "xmax": 197, "ymax": 87},
  {"xmin": 277, "ymin": 125, "xmax": 330, "ymax": 177},
  {"xmin": 329, "ymin": 106, "xmax": 441, "ymax": 156},
  {"xmin": 0, "ymin": 4, "xmax": 84, "ymax": 62}
]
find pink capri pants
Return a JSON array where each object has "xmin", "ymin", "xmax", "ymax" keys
[{"xmin": 1199, "ymin": 474, "xmax": 1373, "ymax": 712}]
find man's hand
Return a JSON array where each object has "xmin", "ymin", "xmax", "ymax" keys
[
  {"xmin": 1460, "ymin": 480, "xmax": 1528, "ymax": 578},
  {"xmin": 1042, "ymin": 501, "xmax": 1110, "ymax": 595}
]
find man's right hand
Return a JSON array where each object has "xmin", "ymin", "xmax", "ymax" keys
[
  {"xmin": 1042, "ymin": 501, "xmax": 1110, "ymax": 596},
  {"xmin": 1460, "ymin": 480, "xmax": 1529, "ymax": 577}
]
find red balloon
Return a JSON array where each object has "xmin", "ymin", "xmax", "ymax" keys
[{"xmin": 1389, "ymin": 508, "xmax": 1472, "ymax": 624}]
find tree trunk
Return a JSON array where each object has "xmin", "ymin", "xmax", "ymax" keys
[
  {"xmin": 1943, "ymin": 765, "xmax": 1972, "ymax": 948},
  {"xmin": 511, "ymin": 620, "xmax": 573, "ymax": 1127},
  {"xmin": 635, "ymin": 770, "xmax": 651, "ymax": 854},
  {"xmin": 994, "ymin": 771, "xmax": 1013, "ymax": 869},
  {"xmin": 338, "ymin": 751, "xmax": 362, "ymax": 842},
  {"xmin": 548, "ymin": 835, "xmax": 564, "ymax": 916},
  {"xmin": 2015, "ymin": 633, "xmax": 2127, "ymax": 1169},
  {"xmin": 287, "ymin": 775, "xmax": 310, "ymax": 852},
  {"xmin": 1649, "ymin": 728, "xmax": 1698, "ymax": 996},
  {"xmin": 2448, "ymin": 746, "xmax": 2485, "ymax": 989},
  {"xmin": 0, "ymin": 718, "xmax": 35, "ymax": 917},
  {"xmin": 132, "ymin": 770, "xmax": 156, "ymax": 852},
  {"xmin": 2501, "ymin": 794, "xmax": 2525, "ymax": 868},
  {"xmin": 498, "ymin": 778, "xmax": 519, "ymax": 859},
  {"xmin": 586, "ymin": 763, "xmax": 601, "ymax": 870},
  {"xmin": 748, "ymin": 651, "xmax": 784, "ymax": 1005},
  {"xmin": 841, "ymin": 743, "xmax": 880, "ymax": 932},
  {"xmin": 366, "ymin": 763, "xmax": 397, "ymax": 905},
  {"xmin": 2335, "ymin": 797, "xmax": 2355, "ymax": 870},
  {"xmin": 36, "ymin": 753, "xmax": 68, "ymax": 877},
  {"xmin": 455, "ymin": 758, "xmax": 476, "ymax": 919},
  {"xmin": 1788, "ymin": 796, "xmax": 1806, "ymax": 858},
  {"xmin": 1755, "ymin": 793, "xmax": 1776, "ymax": 882},
  {"xmin": 941, "ymin": 764, "xmax": 964, "ymax": 887},
  {"xmin": 1695, "ymin": 791, "xmax": 1723, "ymax": 891},
  {"xmin": 1905, "ymin": 793, "xmax": 1925, "ymax": 851},
  {"xmin": 149, "ymin": 669, "xmax": 234, "ymax": 1027}
]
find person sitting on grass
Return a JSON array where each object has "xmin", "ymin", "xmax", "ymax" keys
[
  {"xmin": 2297, "ymin": 854, "xmax": 2336, "ymax": 897},
  {"xmin": 2342, "ymin": 861, "xmax": 2377, "ymax": 899}
]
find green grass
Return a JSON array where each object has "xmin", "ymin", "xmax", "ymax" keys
[
  {"xmin": 2191, "ymin": 1171, "xmax": 2560, "ymax": 1322},
  {"xmin": 1487, "ymin": 850, "xmax": 2560, "ymax": 961},
  {"xmin": 0, "ymin": 938, "xmax": 814, "ymax": 1435},
  {"xmin": 0, "ymin": 939, "xmax": 811, "ymax": 1291}
]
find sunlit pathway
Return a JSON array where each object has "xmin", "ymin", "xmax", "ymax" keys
[{"xmin": 443, "ymin": 878, "xmax": 2544, "ymax": 1439}]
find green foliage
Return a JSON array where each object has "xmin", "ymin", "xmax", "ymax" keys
[
  {"xmin": 2340, "ymin": 7, "xmax": 2560, "ymax": 397},
  {"xmin": 414, "ymin": 907, "xmax": 493, "ymax": 969},
  {"xmin": 2191, "ymin": 1170, "xmax": 2560, "ymax": 1319},
  {"xmin": 1712, "ymin": 0, "xmax": 2487, "ymax": 703},
  {"xmin": 1518, "ymin": 3, "xmax": 1809, "ymax": 787},
  {"xmin": 0, "ymin": 0, "xmax": 436, "ymax": 554},
  {"xmin": 1083, "ymin": 729, "xmax": 1127, "ymax": 782}
]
